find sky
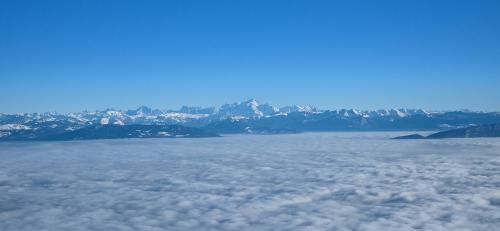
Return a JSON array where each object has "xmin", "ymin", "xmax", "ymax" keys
[{"xmin": 1, "ymin": 0, "xmax": 499, "ymax": 113}]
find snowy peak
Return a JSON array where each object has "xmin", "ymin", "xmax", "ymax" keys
[
  {"xmin": 126, "ymin": 106, "xmax": 163, "ymax": 116},
  {"xmin": 172, "ymin": 99, "xmax": 314, "ymax": 119},
  {"xmin": 279, "ymin": 105, "xmax": 316, "ymax": 113},
  {"xmin": 2, "ymin": 99, "xmax": 500, "ymax": 136},
  {"xmin": 218, "ymin": 99, "xmax": 279, "ymax": 119},
  {"xmin": 135, "ymin": 106, "xmax": 153, "ymax": 115},
  {"xmin": 329, "ymin": 108, "xmax": 431, "ymax": 118},
  {"xmin": 177, "ymin": 106, "xmax": 216, "ymax": 115}
]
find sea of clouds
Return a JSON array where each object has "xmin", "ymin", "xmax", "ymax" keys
[{"xmin": 1, "ymin": 132, "xmax": 499, "ymax": 230}]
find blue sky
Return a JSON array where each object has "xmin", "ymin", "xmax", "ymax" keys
[{"xmin": 1, "ymin": 0, "xmax": 499, "ymax": 113}]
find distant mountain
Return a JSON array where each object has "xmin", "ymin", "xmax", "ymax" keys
[
  {"xmin": 217, "ymin": 99, "xmax": 279, "ymax": 119},
  {"xmin": 2, "ymin": 99, "xmax": 500, "ymax": 136},
  {"xmin": 393, "ymin": 124, "xmax": 500, "ymax": 139},
  {"xmin": 201, "ymin": 119, "xmax": 299, "ymax": 134},
  {"xmin": 0, "ymin": 124, "xmax": 219, "ymax": 141}
]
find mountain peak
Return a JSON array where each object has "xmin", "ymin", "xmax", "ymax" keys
[
  {"xmin": 2, "ymin": 101, "xmax": 500, "ymax": 137},
  {"xmin": 242, "ymin": 98, "xmax": 259, "ymax": 106},
  {"xmin": 138, "ymin": 105, "xmax": 156, "ymax": 114}
]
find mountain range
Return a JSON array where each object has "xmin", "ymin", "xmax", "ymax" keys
[
  {"xmin": 2, "ymin": 99, "xmax": 500, "ymax": 140},
  {"xmin": 0, "ymin": 124, "xmax": 219, "ymax": 141}
]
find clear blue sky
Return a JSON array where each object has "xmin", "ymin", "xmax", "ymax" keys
[{"xmin": 1, "ymin": 0, "xmax": 499, "ymax": 113}]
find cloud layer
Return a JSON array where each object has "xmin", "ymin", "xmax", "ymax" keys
[{"xmin": 1, "ymin": 133, "xmax": 500, "ymax": 230}]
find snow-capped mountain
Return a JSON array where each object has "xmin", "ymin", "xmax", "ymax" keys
[
  {"xmin": 217, "ymin": 99, "xmax": 279, "ymax": 119},
  {"xmin": 0, "ymin": 124, "xmax": 218, "ymax": 141},
  {"xmin": 2, "ymin": 99, "xmax": 500, "ymax": 138},
  {"xmin": 279, "ymin": 105, "xmax": 317, "ymax": 114}
]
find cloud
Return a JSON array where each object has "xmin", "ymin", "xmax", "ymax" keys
[{"xmin": 1, "ymin": 133, "xmax": 499, "ymax": 230}]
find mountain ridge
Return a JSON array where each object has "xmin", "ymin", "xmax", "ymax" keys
[
  {"xmin": 2, "ymin": 99, "xmax": 500, "ymax": 138},
  {"xmin": 0, "ymin": 124, "xmax": 219, "ymax": 141},
  {"xmin": 393, "ymin": 124, "xmax": 500, "ymax": 139}
]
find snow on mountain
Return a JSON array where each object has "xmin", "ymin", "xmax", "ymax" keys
[
  {"xmin": 217, "ymin": 99, "xmax": 279, "ymax": 119},
  {"xmin": 329, "ymin": 108, "xmax": 431, "ymax": 118},
  {"xmin": 1, "ymin": 99, "xmax": 499, "ymax": 134},
  {"xmin": 176, "ymin": 106, "xmax": 217, "ymax": 115},
  {"xmin": 100, "ymin": 118, "xmax": 110, "ymax": 125},
  {"xmin": 126, "ymin": 106, "xmax": 164, "ymax": 117},
  {"xmin": 0, "ymin": 124, "xmax": 31, "ymax": 130},
  {"xmin": 279, "ymin": 105, "xmax": 317, "ymax": 113},
  {"xmin": 160, "ymin": 112, "xmax": 211, "ymax": 123}
]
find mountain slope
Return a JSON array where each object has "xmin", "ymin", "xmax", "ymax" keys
[
  {"xmin": 201, "ymin": 119, "xmax": 299, "ymax": 134},
  {"xmin": 0, "ymin": 124, "xmax": 219, "ymax": 141},
  {"xmin": 393, "ymin": 124, "xmax": 500, "ymax": 139},
  {"xmin": 2, "ymin": 99, "xmax": 500, "ymax": 135}
]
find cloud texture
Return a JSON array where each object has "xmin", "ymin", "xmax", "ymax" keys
[{"xmin": 1, "ymin": 132, "xmax": 499, "ymax": 230}]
